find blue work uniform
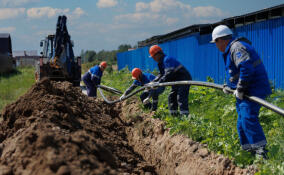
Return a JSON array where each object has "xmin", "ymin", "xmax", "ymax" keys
[
  {"xmin": 124, "ymin": 73, "xmax": 165, "ymax": 111},
  {"xmin": 154, "ymin": 55, "xmax": 192, "ymax": 115},
  {"xmin": 223, "ymin": 37, "xmax": 271, "ymax": 151},
  {"xmin": 82, "ymin": 65, "xmax": 103, "ymax": 97}
]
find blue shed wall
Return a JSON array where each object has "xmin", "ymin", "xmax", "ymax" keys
[{"xmin": 117, "ymin": 17, "xmax": 284, "ymax": 89}]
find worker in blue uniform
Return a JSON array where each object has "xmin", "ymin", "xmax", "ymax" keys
[
  {"xmin": 120, "ymin": 68, "xmax": 165, "ymax": 111},
  {"xmin": 211, "ymin": 25, "xmax": 272, "ymax": 159},
  {"xmin": 148, "ymin": 45, "xmax": 192, "ymax": 116},
  {"xmin": 82, "ymin": 61, "xmax": 107, "ymax": 97}
]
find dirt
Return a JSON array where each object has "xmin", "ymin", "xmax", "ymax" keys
[{"xmin": 0, "ymin": 78, "xmax": 256, "ymax": 175}]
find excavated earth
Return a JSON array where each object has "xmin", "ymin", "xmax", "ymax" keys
[{"xmin": 0, "ymin": 79, "xmax": 256, "ymax": 175}]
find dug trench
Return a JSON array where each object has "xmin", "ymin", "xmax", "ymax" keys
[{"xmin": 0, "ymin": 79, "xmax": 255, "ymax": 175}]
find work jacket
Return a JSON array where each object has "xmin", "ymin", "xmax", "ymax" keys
[
  {"xmin": 154, "ymin": 55, "xmax": 192, "ymax": 83},
  {"xmin": 88, "ymin": 65, "xmax": 103, "ymax": 85},
  {"xmin": 125, "ymin": 73, "xmax": 155, "ymax": 95},
  {"xmin": 223, "ymin": 37, "xmax": 271, "ymax": 97}
]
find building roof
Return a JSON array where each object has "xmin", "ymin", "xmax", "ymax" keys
[
  {"xmin": 0, "ymin": 33, "xmax": 12, "ymax": 54},
  {"xmin": 13, "ymin": 50, "xmax": 38, "ymax": 57},
  {"xmin": 138, "ymin": 4, "xmax": 284, "ymax": 47}
]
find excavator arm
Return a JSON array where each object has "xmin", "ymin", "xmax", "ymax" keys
[{"xmin": 36, "ymin": 15, "xmax": 81, "ymax": 86}]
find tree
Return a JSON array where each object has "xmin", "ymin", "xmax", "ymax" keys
[
  {"xmin": 84, "ymin": 50, "xmax": 96, "ymax": 63},
  {"xmin": 118, "ymin": 44, "xmax": 132, "ymax": 53}
]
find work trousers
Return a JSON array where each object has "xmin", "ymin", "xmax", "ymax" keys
[
  {"xmin": 236, "ymin": 97, "xmax": 267, "ymax": 151},
  {"xmin": 82, "ymin": 72, "xmax": 97, "ymax": 97},
  {"xmin": 168, "ymin": 85, "xmax": 190, "ymax": 115},
  {"xmin": 140, "ymin": 86, "xmax": 165, "ymax": 111}
]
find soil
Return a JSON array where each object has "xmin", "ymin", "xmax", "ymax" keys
[{"xmin": 0, "ymin": 79, "xmax": 256, "ymax": 175}]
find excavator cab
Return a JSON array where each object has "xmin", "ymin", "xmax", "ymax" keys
[
  {"xmin": 40, "ymin": 35, "xmax": 54, "ymax": 59},
  {"xmin": 35, "ymin": 15, "xmax": 81, "ymax": 86}
]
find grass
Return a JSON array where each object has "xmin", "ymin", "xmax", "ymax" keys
[
  {"xmin": 102, "ymin": 68, "xmax": 284, "ymax": 175},
  {"xmin": 0, "ymin": 67, "xmax": 36, "ymax": 112}
]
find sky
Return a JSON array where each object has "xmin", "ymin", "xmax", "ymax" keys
[{"xmin": 0, "ymin": 0, "xmax": 283, "ymax": 56}]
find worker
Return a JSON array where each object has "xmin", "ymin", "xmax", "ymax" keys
[
  {"xmin": 148, "ymin": 45, "xmax": 192, "ymax": 116},
  {"xmin": 120, "ymin": 68, "xmax": 165, "ymax": 111},
  {"xmin": 211, "ymin": 25, "xmax": 271, "ymax": 159},
  {"xmin": 82, "ymin": 61, "xmax": 107, "ymax": 97}
]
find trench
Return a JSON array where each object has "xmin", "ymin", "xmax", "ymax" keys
[{"xmin": 117, "ymin": 99, "xmax": 256, "ymax": 175}]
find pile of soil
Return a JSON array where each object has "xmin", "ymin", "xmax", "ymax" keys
[{"xmin": 0, "ymin": 78, "xmax": 156, "ymax": 175}]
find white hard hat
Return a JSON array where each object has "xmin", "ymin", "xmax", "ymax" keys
[{"xmin": 210, "ymin": 25, "xmax": 233, "ymax": 43}]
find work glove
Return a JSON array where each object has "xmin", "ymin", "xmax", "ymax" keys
[
  {"xmin": 146, "ymin": 82, "xmax": 158, "ymax": 90},
  {"xmin": 234, "ymin": 90, "xmax": 244, "ymax": 100},
  {"xmin": 119, "ymin": 94, "xmax": 126, "ymax": 101},
  {"xmin": 222, "ymin": 84, "xmax": 230, "ymax": 94},
  {"xmin": 143, "ymin": 96, "xmax": 150, "ymax": 104}
]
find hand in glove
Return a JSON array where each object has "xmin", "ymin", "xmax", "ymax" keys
[
  {"xmin": 143, "ymin": 96, "xmax": 150, "ymax": 104},
  {"xmin": 222, "ymin": 84, "xmax": 230, "ymax": 94},
  {"xmin": 146, "ymin": 82, "xmax": 158, "ymax": 90},
  {"xmin": 234, "ymin": 90, "xmax": 244, "ymax": 100},
  {"xmin": 119, "ymin": 94, "xmax": 126, "ymax": 101}
]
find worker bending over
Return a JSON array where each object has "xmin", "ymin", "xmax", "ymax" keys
[
  {"xmin": 211, "ymin": 25, "xmax": 271, "ymax": 159},
  {"xmin": 120, "ymin": 68, "xmax": 165, "ymax": 111},
  {"xmin": 82, "ymin": 61, "xmax": 107, "ymax": 97},
  {"xmin": 149, "ymin": 45, "xmax": 192, "ymax": 116}
]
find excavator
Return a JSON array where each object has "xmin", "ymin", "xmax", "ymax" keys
[{"xmin": 35, "ymin": 15, "xmax": 81, "ymax": 86}]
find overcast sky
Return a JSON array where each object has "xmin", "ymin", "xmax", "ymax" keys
[{"xmin": 0, "ymin": 0, "xmax": 283, "ymax": 55}]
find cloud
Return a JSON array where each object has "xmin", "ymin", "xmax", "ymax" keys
[
  {"xmin": 72, "ymin": 7, "xmax": 85, "ymax": 18},
  {"xmin": 149, "ymin": 0, "xmax": 190, "ymax": 13},
  {"xmin": 136, "ymin": 2, "xmax": 148, "ymax": 12},
  {"xmin": 116, "ymin": 0, "xmax": 226, "ymax": 26},
  {"xmin": 27, "ymin": 7, "xmax": 70, "ymax": 19},
  {"xmin": 115, "ymin": 0, "xmax": 191, "ymax": 25},
  {"xmin": 192, "ymin": 6, "xmax": 224, "ymax": 17},
  {"xmin": 0, "ymin": 8, "xmax": 25, "ymax": 20},
  {"xmin": 97, "ymin": 0, "xmax": 118, "ymax": 8},
  {"xmin": 0, "ymin": 27, "xmax": 16, "ymax": 33},
  {"xmin": 115, "ymin": 12, "xmax": 160, "ymax": 23},
  {"xmin": 0, "ymin": 0, "xmax": 39, "ymax": 6},
  {"xmin": 165, "ymin": 17, "xmax": 179, "ymax": 25}
]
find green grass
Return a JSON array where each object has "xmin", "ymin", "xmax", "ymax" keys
[
  {"xmin": 102, "ymin": 69, "xmax": 284, "ymax": 175},
  {"xmin": 0, "ymin": 67, "xmax": 36, "ymax": 112}
]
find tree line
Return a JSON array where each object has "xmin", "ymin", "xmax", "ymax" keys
[{"xmin": 80, "ymin": 44, "xmax": 134, "ymax": 66}]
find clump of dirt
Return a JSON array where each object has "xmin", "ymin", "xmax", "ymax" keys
[{"xmin": 0, "ymin": 78, "xmax": 156, "ymax": 175}]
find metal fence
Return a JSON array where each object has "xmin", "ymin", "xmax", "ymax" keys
[{"xmin": 117, "ymin": 17, "xmax": 284, "ymax": 89}]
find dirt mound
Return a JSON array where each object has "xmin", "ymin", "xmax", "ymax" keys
[{"xmin": 0, "ymin": 78, "xmax": 156, "ymax": 175}]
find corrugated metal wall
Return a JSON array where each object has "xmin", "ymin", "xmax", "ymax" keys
[{"xmin": 117, "ymin": 17, "xmax": 284, "ymax": 89}]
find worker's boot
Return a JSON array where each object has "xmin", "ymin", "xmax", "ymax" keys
[
  {"xmin": 255, "ymin": 147, "xmax": 268, "ymax": 160},
  {"xmin": 143, "ymin": 102, "xmax": 152, "ymax": 110},
  {"xmin": 152, "ymin": 102, "xmax": 158, "ymax": 111},
  {"xmin": 249, "ymin": 147, "xmax": 268, "ymax": 160}
]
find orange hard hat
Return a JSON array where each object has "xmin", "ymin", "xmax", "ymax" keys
[
  {"xmin": 149, "ymin": 45, "xmax": 162, "ymax": 57},
  {"xmin": 131, "ymin": 68, "xmax": 142, "ymax": 80},
  {"xmin": 100, "ymin": 61, "xmax": 107, "ymax": 68}
]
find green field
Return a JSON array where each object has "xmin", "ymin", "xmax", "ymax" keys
[
  {"xmin": 0, "ymin": 67, "xmax": 36, "ymax": 112},
  {"xmin": 1, "ymin": 66, "xmax": 283, "ymax": 174}
]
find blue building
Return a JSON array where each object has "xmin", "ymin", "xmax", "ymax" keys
[{"xmin": 117, "ymin": 4, "xmax": 284, "ymax": 89}]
